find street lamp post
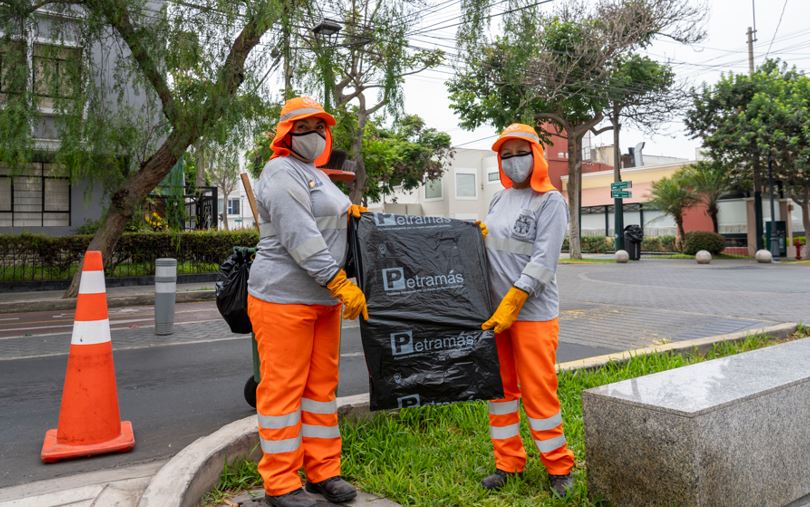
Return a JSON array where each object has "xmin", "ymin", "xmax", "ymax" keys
[{"xmin": 312, "ymin": 18, "xmax": 343, "ymax": 108}]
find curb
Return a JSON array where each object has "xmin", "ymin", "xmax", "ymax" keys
[
  {"xmin": 137, "ymin": 394, "xmax": 370, "ymax": 507},
  {"xmin": 138, "ymin": 324, "xmax": 798, "ymax": 507},
  {"xmin": 0, "ymin": 289, "xmax": 215, "ymax": 314}
]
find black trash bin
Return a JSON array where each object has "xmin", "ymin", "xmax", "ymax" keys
[{"xmin": 623, "ymin": 225, "xmax": 643, "ymax": 261}]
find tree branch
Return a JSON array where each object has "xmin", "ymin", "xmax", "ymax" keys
[
  {"xmin": 85, "ymin": 0, "xmax": 178, "ymax": 126},
  {"xmin": 1, "ymin": 0, "xmax": 82, "ymax": 16},
  {"xmin": 591, "ymin": 125, "xmax": 613, "ymax": 136}
]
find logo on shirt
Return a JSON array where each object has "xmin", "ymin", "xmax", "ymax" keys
[
  {"xmin": 511, "ymin": 209, "xmax": 536, "ymax": 241},
  {"xmin": 389, "ymin": 328, "xmax": 483, "ymax": 358},
  {"xmin": 373, "ymin": 213, "xmax": 452, "ymax": 229},
  {"xmin": 381, "ymin": 267, "xmax": 464, "ymax": 294}
]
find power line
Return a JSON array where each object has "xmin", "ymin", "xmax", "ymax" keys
[{"xmin": 766, "ymin": 0, "xmax": 789, "ymax": 57}]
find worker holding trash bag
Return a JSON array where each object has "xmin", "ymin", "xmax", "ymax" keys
[
  {"xmin": 247, "ymin": 96, "xmax": 367, "ymax": 507},
  {"xmin": 477, "ymin": 123, "xmax": 575, "ymax": 498}
]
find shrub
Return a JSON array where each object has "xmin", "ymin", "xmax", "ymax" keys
[
  {"xmin": 641, "ymin": 235, "xmax": 677, "ymax": 253},
  {"xmin": 793, "ymin": 236, "xmax": 806, "ymax": 246},
  {"xmin": 561, "ymin": 236, "xmax": 614, "ymax": 253},
  {"xmin": 682, "ymin": 231, "xmax": 726, "ymax": 255}
]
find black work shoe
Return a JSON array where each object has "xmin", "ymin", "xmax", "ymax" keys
[
  {"xmin": 265, "ymin": 488, "xmax": 336, "ymax": 507},
  {"xmin": 305, "ymin": 476, "xmax": 357, "ymax": 503},
  {"xmin": 481, "ymin": 469, "xmax": 519, "ymax": 490},
  {"xmin": 549, "ymin": 473, "xmax": 574, "ymax": 498}
]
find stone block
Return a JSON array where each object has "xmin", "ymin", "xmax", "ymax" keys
[
  {"xmin": 756, "ymin": 249, "xmax": 773, "ymax": 263},
  {"xmin": 695, "ymin": 250, "xmax": 711, "ymax": 264},
  {"xmin": 615, "ymin": 250, "xmax": 629, "ymax": 263},
  {"xmin": 582, "ymin": 338, "xmax": 810, "ymax": 507}
]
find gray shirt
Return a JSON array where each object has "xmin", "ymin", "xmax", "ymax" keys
[
  {"xmin": 484, "ymin": 188, "xmax": 569, "ymax": 321},
  {"xmin": 248, "ymin": 156, "xmax": 352, "ymax": 305}
]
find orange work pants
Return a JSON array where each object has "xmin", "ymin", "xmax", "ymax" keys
[
  {"xmin": 247, "ymin": 295, "xmax": 343, "ymax": 496},
  {"xmin": 487, "ymin": 318, "xmax": 574, "ymax": 476}
]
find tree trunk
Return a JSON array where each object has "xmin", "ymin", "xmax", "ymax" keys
[
  {"xmin": 801, "ymin": 188, "xmax": 810, "ymax": 237},
  {"xmin": 348, "ymin": 113, "xmax": 367, "ymax": 204},
  {"xmin": 676, "ymin": 216, "xmax": 686, "ymax": 251},
  {"xmin": 64, "ymin": 130, "xmax": 192, "ymax": 297},
  {"xmin": 566, "ymin": 134, "xmax": 582, "ymax": 259},
  {"xmin": 708, "ymin": 201, "xmax": 719, "ymax": 233},
  {"xmin": 221, "ymin": 189, "xmax": 230, "ymax": 231}
]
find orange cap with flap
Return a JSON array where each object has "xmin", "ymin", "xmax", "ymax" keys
[
  {"xmin": 491, "ymin": 123, "xmax": 556, "ymax": 193},
  {"xmin": 270, "ymin": 96, "xmax": 336, "ymax": 167}
]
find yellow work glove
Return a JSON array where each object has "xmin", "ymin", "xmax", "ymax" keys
[
  {"xmin": 326, "ymin": 269, "xmax": 369, "ymax": 321},
  {"xmin": 475, "ymin": 220, "xmax": 488, "ymax": 238},
  {"xmin": 482, "ymin": 287, "xmax": 529, "ymax": 334},
  {"xmin": 348, "ymin": 204, "xmax": 368, "ymax": 219}
]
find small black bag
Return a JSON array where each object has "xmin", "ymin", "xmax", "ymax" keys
[{"xmin": 215, "ymin": 247, "xmax": 255, "ymax": 334}]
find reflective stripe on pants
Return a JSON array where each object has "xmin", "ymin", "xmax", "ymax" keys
[
  {"xmin": 488, "ymin": 319, "xmax": 574, "ymax": 476},
  {"xmin": 248, "ymin": 296, "xmax": 343, "ymax": 496}
]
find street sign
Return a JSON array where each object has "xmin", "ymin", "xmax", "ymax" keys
[
  {"xmin": 611, "ymin": 180, "xmax": 632, "ymax": 191},
  {"xmin": 611, "ymin": 190, "xmax": 632, "ymax": 199}
]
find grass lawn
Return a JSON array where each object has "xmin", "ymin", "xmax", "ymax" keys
[
  {"xmin": 653, "ymin": 253, "xmax": 748, "ymax": 260},
  {"xmin": 558, "ymin": 258, "xmax": 615, "ymax": 264},
  {"xmin": 207, "ymin": 330, "xmax": 806, "ymax": 506}
]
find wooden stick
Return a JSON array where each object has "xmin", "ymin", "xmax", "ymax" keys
[{"xmin": 240, "ymin": 173, "xmax": 260, "ymax": 232}]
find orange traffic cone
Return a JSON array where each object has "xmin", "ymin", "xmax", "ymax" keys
[{"xmin": 41, "ymin": 251, "xmax": 135, "ymax": 463}]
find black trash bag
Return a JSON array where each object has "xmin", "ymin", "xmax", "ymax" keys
[
  {"xmin": 351, "ymin": 213, "xmax": 503, "ymax": 410},
  {"xmin": 215, "ymin": 247, "xmax": 256, "ymax": 334},
  {"xmin": 623, "ymin": 224, "xmax": 643, "ymax": 242}
]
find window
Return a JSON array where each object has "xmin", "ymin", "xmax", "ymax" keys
[
  {"xmin": 424, "ymin": 178, "xmax": 442, "ymax": 200},
  {"xmin": 227, "ymin": 198, "xmax": 240, "ymax": 215},
  {"xmin": 0, "ymin": 41, "xmax": 27, "ymax": 94},
  {"xmin": 33, "ymin": 44, "xmax": 81, "ymax": 98},
  {"xmin": 455, "ymin": 172, "xmax": 477, "ymax": 199},
  {"xmin": 0, "ymin": 163, "xmax": 70, "ymax": 227},
  {"xmin": 487, "ymin": 171, "xmax": 500, "ymax": 182}
]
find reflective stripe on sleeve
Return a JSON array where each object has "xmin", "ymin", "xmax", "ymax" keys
[
  {"xmin": 258, "ymin": 410, "xmax": 300, "ymax": 429},
  {"xmin": 259, "ymin": 222, "xmax": 275, "ymax": 238},
  {"xmin": 489, "ymin": 423, "xmax": 521, "ymax": 440},
  {"xmin": 315, "ymin": 216, "xmax": 347, "ymax": 231},
  {"xmin": 528, "ymin": 412, "xmax": 562, "ymax": 432},
  {"xmin": 485, "ymin": 236, "xmax": 533, "ymax": 256},
  {"xmin": 302, "ymin": 424, "xmax": 340, "ymax": 439},
  {"xmin": 488, "ymin": 400, "xmax": 519, "ymax": 415},
  {"xmin": 260, "ymin": 435, "xmax": 301, "ymax": 454},
  {"xmin": 535, "ymin": 435, "xmax": 567, "ymax": 453},
  {"xmin": 280, "ymin": 107, "xmax": 322, "ymax": 122},
  {"xmin": 521, "ymin": 262, "xmax": 555, "ymax": 284},
  {"xmin": 301, "ymin": 397, "xmax": 336, "ymax": 414},
  {"xmin": 289, "ymin": 236, "xmax": 329, "ymax": 263}
]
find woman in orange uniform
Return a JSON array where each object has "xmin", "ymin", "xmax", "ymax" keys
[
  {"xmin": 478, "ymin": 123, "xmax": 575, "ymax": 497},
  {"xmin": 247, "ymin": 96, "xmax": 367, "ymax": 507}
]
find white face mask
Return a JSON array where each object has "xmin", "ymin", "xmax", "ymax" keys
[
  {"xmin": 290, "ymin": 131, "xmax": 326, "ymax": 162},
  {"xmin": 501, "ymin": 153, "xmax": 533, "ymax": 184}
]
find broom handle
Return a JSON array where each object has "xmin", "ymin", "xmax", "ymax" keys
[{"xmin": 240, "ymin": 173, "xmax": 260, "ymax": 232}]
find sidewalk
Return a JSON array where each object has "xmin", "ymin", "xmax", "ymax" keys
[{"xmin": 0, "ymin": 282, "xmax": 216, "ymax": 314}]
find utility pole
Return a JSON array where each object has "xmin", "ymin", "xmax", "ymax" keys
[
  {"xmin": 748, "ymin": 0, "xmax": 765, "ymax": 251},
  {"xmin": 612, "ymin": 109, "xmax": 624, "ymax": 251}
]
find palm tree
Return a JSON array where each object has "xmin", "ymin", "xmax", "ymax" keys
[
  {"xmin": 649, "ymin": 175, "xmax": 699, "ymax": 249},
  {"xmin": 681, "ymin": 161, "xmax": 732, "ymax": 233}
]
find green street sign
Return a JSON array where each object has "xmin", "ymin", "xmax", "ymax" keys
[
  {"xmin": 611, "ymin": 190, "xmax": 632, "ymax": 199},
  {"xmin": 611, "ymin": 180, "xmax": 632, "ymax": 191}
]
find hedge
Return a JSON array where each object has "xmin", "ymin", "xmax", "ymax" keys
[
  {"xmin": 562, "ymin": 235, "xmax": 678, "ymax": 254},
  {"xmin": 682, "ymin": 231, "xmax": 726, "ymax": 255},
  {"xmin": 0, "ymin": 230, "xmax": 259, "ymax": 281}
]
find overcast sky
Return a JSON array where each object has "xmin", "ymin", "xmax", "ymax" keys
[{"xmin": 397, "ymin": 0, "xmax": 810, "ymax": 161}]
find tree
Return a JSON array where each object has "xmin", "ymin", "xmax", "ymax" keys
[
  {"xmin": 204, "ymin": 144, "xmax": 240, "ymax": 230},
  {"xmin": 450, "ymin": 0, "xmax": 704, "ymax": 258},
  {"xmin": 0, "ymin": 1, "xmax": 285, "ymax": 296},
  {"xmin": 648, "ymin": 174, "xmax": 698, "ymax": 248},
  {"xmin": 300, "ymin": 0, "xmax": 442, "ymax": 203},
  {"xmin": 686, "ymin": 59, "xmax": 810, "ymax": 241},
  {"xmin": 681, "ymin": 161, "xmax": 732, "ymax": 233}
]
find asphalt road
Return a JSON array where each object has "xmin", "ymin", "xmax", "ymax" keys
[{"xmin": 1, "ymin": 259, "xmax": 807, "ymax": 489}]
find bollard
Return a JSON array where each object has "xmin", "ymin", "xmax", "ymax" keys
[{"xmin": 154, "ymin": 258, "xmax": 177, "ymax": 335}]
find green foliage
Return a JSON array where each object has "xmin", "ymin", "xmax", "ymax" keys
[
  {"xmin": 648, "ymin": 174, "xmax": 699, "ymax": 243},
  {"xmin": 682, "ymin": 231, "xmax": 726, "ymax": 256},
  {"xmin": 641, "ymin": 235, "xmax": 677, "ymax": 253},
  {"xmin": 679, "ymin": 161, "xmax": 733, "ymax": 233},
  {"xmin": 562, "ymin": 236, "xmax": 614, "ymax": 254},
  {"xmin": 0, "ymin": 230, "xmax": 258, "ymax": 281}
]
